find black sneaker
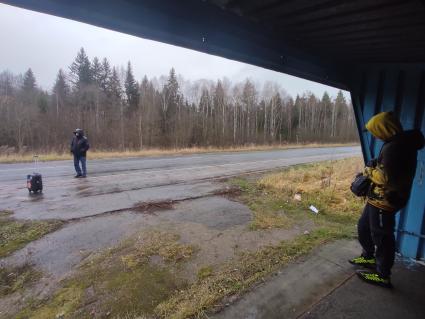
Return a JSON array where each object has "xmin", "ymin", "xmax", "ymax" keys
[
  {"xmin": 348, "ymin": 256, "xmax": 376, "ymax": 269},
  {"xmin": 356, "ymin": 270, "xmax": 393, "ymax": 288},
  {"xmin": 74, "ymin": 174, "xmax": 82, "ymax": 178}
]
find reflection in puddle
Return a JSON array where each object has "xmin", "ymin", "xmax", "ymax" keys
[
  {"xmin": 75, "ymin": 182, "xmax": 93, "ymax": 196},
  {"xmin": 28, "ymin": 192, "xmax": 44, "ymax": 201}
]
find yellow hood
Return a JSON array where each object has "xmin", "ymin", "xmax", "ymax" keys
[{"xmin": 365, "ymin": 112, "xmax": 403, "ymax": 141}]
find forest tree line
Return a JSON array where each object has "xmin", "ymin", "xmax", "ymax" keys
[{"xmin": 0, "ymin": 48, "xmax": 358, "ymax": 153}]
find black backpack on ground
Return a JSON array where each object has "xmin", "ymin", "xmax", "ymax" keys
[
  {"xmin": 27, "ymin": 173, "xmax": 43, "ymax": 193},
  {"xmin": 27, "ymin": 155, "xmax": 43, "ymax": 193}
]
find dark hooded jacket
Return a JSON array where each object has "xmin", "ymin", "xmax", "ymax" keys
[
  {"xmin": 71, "ymin": 130, "xmax": 90, "ymax": 157},
  {"xmin": 364, "ymin": 112, "xmax": 424, "ymax": 212}
]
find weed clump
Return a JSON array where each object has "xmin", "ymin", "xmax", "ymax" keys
[
  {"xmin": 0, "ymin": 264, "xmax": 41, "ymax": 297},
  {"xmin": 197, "ymin": 266, "xmax": 213, "ymax": 280},
  {"xmin": 121, "ymin": 231, "xmax": 196, "ymax": 268}
]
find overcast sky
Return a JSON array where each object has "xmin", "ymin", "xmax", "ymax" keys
[{"xmin": 0, "ymin": 3, "xmax": 348, "ymax": 99}]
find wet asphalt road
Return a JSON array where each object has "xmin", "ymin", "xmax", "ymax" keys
[{"xmin": 0, "ymin": 146, "xmax": 360, "ymax": 220}]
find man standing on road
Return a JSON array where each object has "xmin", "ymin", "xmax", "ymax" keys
[
  {"xmin": 71, "ymin": 128, "xmax": 90, "ymax": 178},
  {"xmin": 349, "ymin": 111, "xmax": 424, "ymax": 288}
]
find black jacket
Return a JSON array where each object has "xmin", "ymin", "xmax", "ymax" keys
[
  {"xmin": 71, "ymin": 135, "xmax": 90, "ymax": 157},
  {"xmin": 366, "ymin": 129, "xmax": 424, "ymax": 211}
]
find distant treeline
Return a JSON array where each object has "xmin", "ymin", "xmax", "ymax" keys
[{"xmin": 0, "ymin": 48, "xmax": 358, "ymax": 153}]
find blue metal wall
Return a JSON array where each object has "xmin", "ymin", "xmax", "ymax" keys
[{"xmin": 350, "ymin": 65, "xmax": 425, "ymax": 260}]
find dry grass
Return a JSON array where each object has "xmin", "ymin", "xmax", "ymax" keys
[
  {"xmin": 0, "ymin": 143, "xmax": 357, "ymax": 163},
  {"xmin": 121, "ymin": 231, "xmax": 196, "ymax": 267},
  {"xmin": 259, "ymin": 157, "xmax": 364, "ymax": 195},
  {"xmin": 249, "ymin": 209, "xmax": 293, "ymax": 230},
  {"xmin": 258, "ymin": 157, "xmax": 365, "ymax": 218}
]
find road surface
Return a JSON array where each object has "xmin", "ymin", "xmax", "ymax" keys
[{"xmin": 0, "ymin": 146, "xmax": 360, "ymax": 220}]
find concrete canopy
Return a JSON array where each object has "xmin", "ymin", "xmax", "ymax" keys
[{"xmin": 3, "ymin": 0, "xmax": 425, "ymax": 88}]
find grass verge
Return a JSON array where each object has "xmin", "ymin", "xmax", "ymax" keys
[
  {"xmin": 0, "ymin": 143, "xmax": 357, "ymax": 163},
  {"xmin": 0, "ymin": 211, "xmax": 63, "ymax": 258}
]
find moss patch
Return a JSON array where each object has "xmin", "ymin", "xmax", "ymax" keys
[
  {"xmin": 0, "ymin": 211, "xmax": 63, "ymax": 258},
  {"xmin": 16, "ymin": 283, "xmax": 84, "ymax": 319},
  {"xmin": 17, "ymin": 230, "xmax": 194, "ymax": 318},
  {"xmin": 0, "ymin": 264, "xmax": 41, "ymax": 297}
]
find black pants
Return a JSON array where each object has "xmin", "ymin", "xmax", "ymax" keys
[{"xmin": 357, "ymin": 203, "xmax": 396, "ymax": 278}]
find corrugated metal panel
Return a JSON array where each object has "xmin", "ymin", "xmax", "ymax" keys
[
  {"xmin": 208, "ymin": 0, "xmax": 425, "ymax": 64},
  {"xmin": 350, "ymin": 65, "xmax": 425, "ymax": 260}
]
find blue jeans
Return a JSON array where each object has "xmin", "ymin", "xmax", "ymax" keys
[{"xmin": 74, "ymin": 156, "xmax": 87, "ymax": 176}]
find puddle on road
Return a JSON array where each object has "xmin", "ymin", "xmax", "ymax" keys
[{"xmin": 28, "ymin": 193, "xmax": 44, "ymax": 202}]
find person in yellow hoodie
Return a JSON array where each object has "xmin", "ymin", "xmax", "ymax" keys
[{"xmin": 349, "ymin": 112, "xmax": 424, "ymax": 288}]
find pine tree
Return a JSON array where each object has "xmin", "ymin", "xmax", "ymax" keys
[
  {"xmin": 242, "ymin": 80, "xmax": 256, "ymax": 142},
  {"xmin": 214, "ymin": 80, "xmax": 225, "ymax": 140},
  {"xmin": 100, "ymin": 58, "xmax": 111, "ymax": 94},
  {"xmin": 334, "ymin": 90, "xmax": 347, "ymax": 137},
  {"xmin": 22, "ymin": 68, "xmax": 36, "ymax": 92},
  {"xmin": 53, "ymin": 69, "xmax": 69, "ymax": 117},
  {"xmin": 321, "ymin": 92, "xmax": 332, "ymax": 136},
  {"xmin": 165, "ymin": 68, "xmax": 180, "ymax": 146},
  {"xmin": 92, "ymin": 57, "xmax": 102, "ymax": 86},
  {"xmin": 110, "ymin": 67, "xmax": 124, "ymax": 148},
  {"xmin": 124, "ymin": 61, "xmax": 139, "ymax": 110},
  {"xmin": 110, "ymin": 67, "xmax": 122, "ymax": 99},
  {"xmin": 53, "ymin": 69, "xmax": 69, "ymax": 98},
  {"xmin": 69, "ymin": 47, "xmax": 92, "ymax": 88},
  {"xmin": 37, "ymin": 91, "xmax": 48, "ymax": 113},
  {"xmin": 165, "ymin": 68, "xmax": 179, "ymax": 107}
]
